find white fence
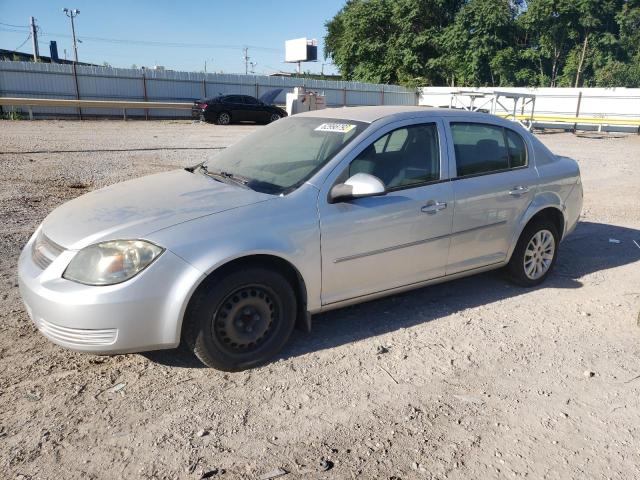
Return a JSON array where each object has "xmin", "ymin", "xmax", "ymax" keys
[
  {"xmin": 0, "ymin": 61, "xmax": 418, "ymax": 119},
  {"xmin": 419, "ymin": 86, "xmax": 640, "ymax": 132}
]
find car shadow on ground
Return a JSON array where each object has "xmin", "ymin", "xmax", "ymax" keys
[{"xmin": 144, "ymin": 221, "xmax": 640, "ymax": 369}]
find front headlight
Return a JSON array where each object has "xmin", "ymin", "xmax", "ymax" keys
[{"xmin": 63, "ymin": 240, "xmax": 164, "ymax": 286}]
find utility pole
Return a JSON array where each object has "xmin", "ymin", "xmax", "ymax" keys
[
  {"xmin": 62, "ymin": 8, "xmax": 80, "ymax": 63},
  {"xmin": 243, "ymin": 47, "xmax": 250, "ymax": 75},
  {"xmin": 30, "ymin": 16, "xmax": 40, "ymax": 61}
]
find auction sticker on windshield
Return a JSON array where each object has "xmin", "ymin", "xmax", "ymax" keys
[{"xmin": 314, "ymin": 123, "xmax": 357, "ymax": 133}]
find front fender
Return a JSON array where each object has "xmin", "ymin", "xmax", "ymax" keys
[{"xmin": 147, "ymin": 186, "xmax": 322, "ymax": 339}]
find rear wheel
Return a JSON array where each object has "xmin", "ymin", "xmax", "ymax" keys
[
  {"xmin": 184, "ymin": 268, "xmax": 296, "ymax": 371},
  {"xmin": 506, "ymin": 219, "xmax": 559, "ymax": 286},
  {"xmin": 216, "ymin": 111, "xmax": 231, "ymax": 125}
]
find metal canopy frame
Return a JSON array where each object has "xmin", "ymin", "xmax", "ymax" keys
[
  {"xmin": 449, "ymin": 90, "xmax": 494, "ymax": 112},
  {"xmin": 490, "ymin": 90, "xmax": 537, "ymax": 130},
  {"xmin": 447, "ymin": 90, "xmax": 538, "ymax": 131}
]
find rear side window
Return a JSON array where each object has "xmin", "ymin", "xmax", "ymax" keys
[
  {"xmin": 451, "ymin": 123, "xmax": 527, "ymax": 177},
  {"xmin": 243, "ymin": 96, "xmax": 259, "ymax": 105}
]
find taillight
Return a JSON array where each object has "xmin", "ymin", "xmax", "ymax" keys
[{"xmin": 197, "ymin": 103, "xmax": 207, "ymax": 109}]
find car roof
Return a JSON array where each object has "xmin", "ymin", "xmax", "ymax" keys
[{"xmin": 295, "ymin": 105, "xmax": 502, "ymax": 124}]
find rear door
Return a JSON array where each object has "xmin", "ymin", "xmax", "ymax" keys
[{"xmin": 445, "ymin": 121, "xmax": 538, "ymax": 274}]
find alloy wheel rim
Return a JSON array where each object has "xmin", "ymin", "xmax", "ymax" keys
[
  {"xmin": 219, "ymin": 113, "xmax": 230, "ymax": 124},
  {"xmin": 523, "ymin": 229, "xmax": 555, "ymax": 280},
  {"xmin": 270, "ymin": 114, "xmax": 280, "ymax": 122},
  {"xmin": 213, "ymin": 285, "xmax": 277, "ymax": 352}
]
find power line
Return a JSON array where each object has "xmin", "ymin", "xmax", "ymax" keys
[
  {"xmin": 0, "ymin": 21, "xmax": 29, "ymax": 29},
  {"xmin": 13, "ymin": 33, "xmax": 32, "ymax": 52},
  {"xmin": 0, "ymin": 25, "xmax": 281, "ymax": 53}
]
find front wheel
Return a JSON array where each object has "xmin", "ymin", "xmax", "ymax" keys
[
  {"xmin": 268, "ymin": 113, "xmax": 281, "ymax": 123},
  {"xmin": 184, "ymin": 268, "xmax": 297, "ymax": 371},
  {"xmin": 506, "ymin": 219, "xmax": 559, "ymax": 286}
]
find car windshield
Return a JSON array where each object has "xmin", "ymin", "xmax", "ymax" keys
[{"xmin": 204, "ymin": 116, "xmax": 367, "ymax": 194}]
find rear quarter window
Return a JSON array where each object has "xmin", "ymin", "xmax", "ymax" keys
[{"xmin": 506, "ymin": 129, "xmax": 527, "ymax": 168}]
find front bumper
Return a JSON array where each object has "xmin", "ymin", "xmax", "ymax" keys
[{"xmin": 18, "ymin": 231, "xmax": 204, "ymax": 354}]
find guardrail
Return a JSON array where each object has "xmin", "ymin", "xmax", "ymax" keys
[{"xmin": 0, "ymin": 97, "xmax": 193, "ymax": 120}]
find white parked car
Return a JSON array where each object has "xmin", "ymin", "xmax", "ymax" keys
[{"xmin": 18, "ymin": 106, "xmax": 583, "ymax": 370}]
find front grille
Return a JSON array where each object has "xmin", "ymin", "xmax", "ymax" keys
[
  {"xmin": 34, "ymin": 316, "xmax": 118, "ymax": 346},
  {"xmin": 32, "ymin": 231, "xmax": 65, "ymax": 270}
]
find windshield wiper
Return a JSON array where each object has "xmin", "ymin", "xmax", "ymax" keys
[{"xmin": 200, "ymin": 165, "xmax": 251, "ymax": 189}]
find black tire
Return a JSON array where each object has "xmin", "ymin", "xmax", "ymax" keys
[
  {"xmin": 268, "ymin": 113, "xmax": 281, "ymax": 123},
  {"xmin": 184, "ymin": 267, "xmax": 297, "ymax": 371},
  {"xmin": 215, "ymin": 111, "xmax": 231, "ymax": 125},
  {"xmin": 506, "ymin": 218, "xmax": 559, "ymax": 287}
]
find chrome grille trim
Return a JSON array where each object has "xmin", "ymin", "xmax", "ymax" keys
[
  {"xmin": 32, "ymin": 232, "xmax": 65, "ymax": 270},
  {"xmin": 34, "ymin": 317, "xmax": 118, "ymax": 346}
]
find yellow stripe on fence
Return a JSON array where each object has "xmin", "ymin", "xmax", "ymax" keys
[{"xmin": 496, "ymin": 112, "xmax": 640, "ymax": 126}]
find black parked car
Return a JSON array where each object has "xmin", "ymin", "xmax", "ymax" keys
[{"xmin": 192, "ymin": 89, "xmax": 286, "ymax": 125}]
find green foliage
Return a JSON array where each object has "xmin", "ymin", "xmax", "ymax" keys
[
  {"xmin": 3, "ymin": 107, "xmax": 23, "ymax": 120},
  {"xmin": 324, "ymin": 0, "xmax": 640, "ymax": 87}
]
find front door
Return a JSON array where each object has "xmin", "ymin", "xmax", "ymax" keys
[
  {"xmin": 319, "ymin": 121, "xmax": 453, "ymax": 305},
  {"xmin": 224, "ymin": 96, "xmax": 246, "ymax": 121},
  {"xmin": 445, "ymin": 121, "xmax": 539, "ymax": 274}
]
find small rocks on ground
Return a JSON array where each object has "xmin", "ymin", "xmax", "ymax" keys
[
  {"xmin": 319, "ymin": 459, "xmax": 334, "ymax": 471},
  {"xmin": 258, "ymin": 468, "xmax": 288, "ymax": 480}
]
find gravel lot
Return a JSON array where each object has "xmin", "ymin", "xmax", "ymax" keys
[{"xmin": 1, "ymin": 119, "xmax": 639, "ymax": 480}]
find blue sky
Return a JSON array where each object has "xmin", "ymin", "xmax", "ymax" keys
[{"xmin": 0, "ymin": 0, "xmax": 346, "ymax": 74}]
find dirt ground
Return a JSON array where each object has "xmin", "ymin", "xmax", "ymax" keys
[{"xmin": 1, "ymin": 119, "xmax": 639, "ymax": 480}]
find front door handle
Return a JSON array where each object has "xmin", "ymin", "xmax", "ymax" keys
[
  {"xmin": 421, "ymin": 201, "xmax": 447, "ymax": 214},
  {"xmin": 508, "ymin": 185, "xmax": 530, "ymax": 197}
]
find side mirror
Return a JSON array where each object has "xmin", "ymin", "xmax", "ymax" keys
[{"xmin": 329, "ymin": 173, "xmax": 386, "ymax": 203}]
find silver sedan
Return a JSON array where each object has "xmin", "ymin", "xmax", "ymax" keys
[{"xmin": 18, "ymin": 106, "xmax": 583, "ymax": 370}]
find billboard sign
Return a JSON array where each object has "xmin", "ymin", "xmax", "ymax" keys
[{"xmin": 285, "ymin": 38, "xmax": 318, "ymax": 63}]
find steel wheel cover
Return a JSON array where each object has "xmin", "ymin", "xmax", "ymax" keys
[
  {"xmin": 523, "ymin": 229, "xmax": 555, "ymax": 280},
  {"xmin": 213, "ymin": 285, "xmax": 278, "ymax": 352}
]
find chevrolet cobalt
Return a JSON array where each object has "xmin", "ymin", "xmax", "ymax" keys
[{"xmin": 18, "ymin": 106, "xmax": 583, "ymax": 371}]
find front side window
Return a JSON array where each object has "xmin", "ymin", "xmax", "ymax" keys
[
  {"xmin": 224, "ymin": 95, "xmax": 242, "ymax": 104},
  {"xmin": 243, "ymin": 96, "xmax": 259, "ymax": 105},
  {"xmin": 349, "ymin": 123, "xmax": 440, "ymax": 189},
  {"xmin": 206, "ymin": 117, "xmax": 366, "ymax": 194},
  {"xmin": 451, "ymin": 122, "xmax": 528, "ymax": 177}
]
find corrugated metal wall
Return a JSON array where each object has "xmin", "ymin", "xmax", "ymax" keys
[{"xmin": 0, "ymin": 61, "xmax": 418, "ymax": 118}]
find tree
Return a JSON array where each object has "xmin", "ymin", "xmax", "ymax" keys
[
  {"xmin": 441, "ymin": 0, "xmax": 520, "ymax": 86},
  {"xmin": 324, "ymin": 0, "xmax": 462, "ymax": 85},
  {"xmin": 324, "ymin": 0, "xmax": 640, "ymax": 87}
]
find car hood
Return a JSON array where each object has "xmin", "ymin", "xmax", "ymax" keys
[{"xmin": 41, "ymin": 169, "xmax": 273, "ymax": 250}]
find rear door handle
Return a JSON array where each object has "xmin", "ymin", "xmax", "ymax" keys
[
  {"xmin": 421, "ymin": 201, "xmax": 447, "ymax": 214},
  {"xmin": 508, "ymin": 185, "xmax": 530, "ymax": 196}
]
